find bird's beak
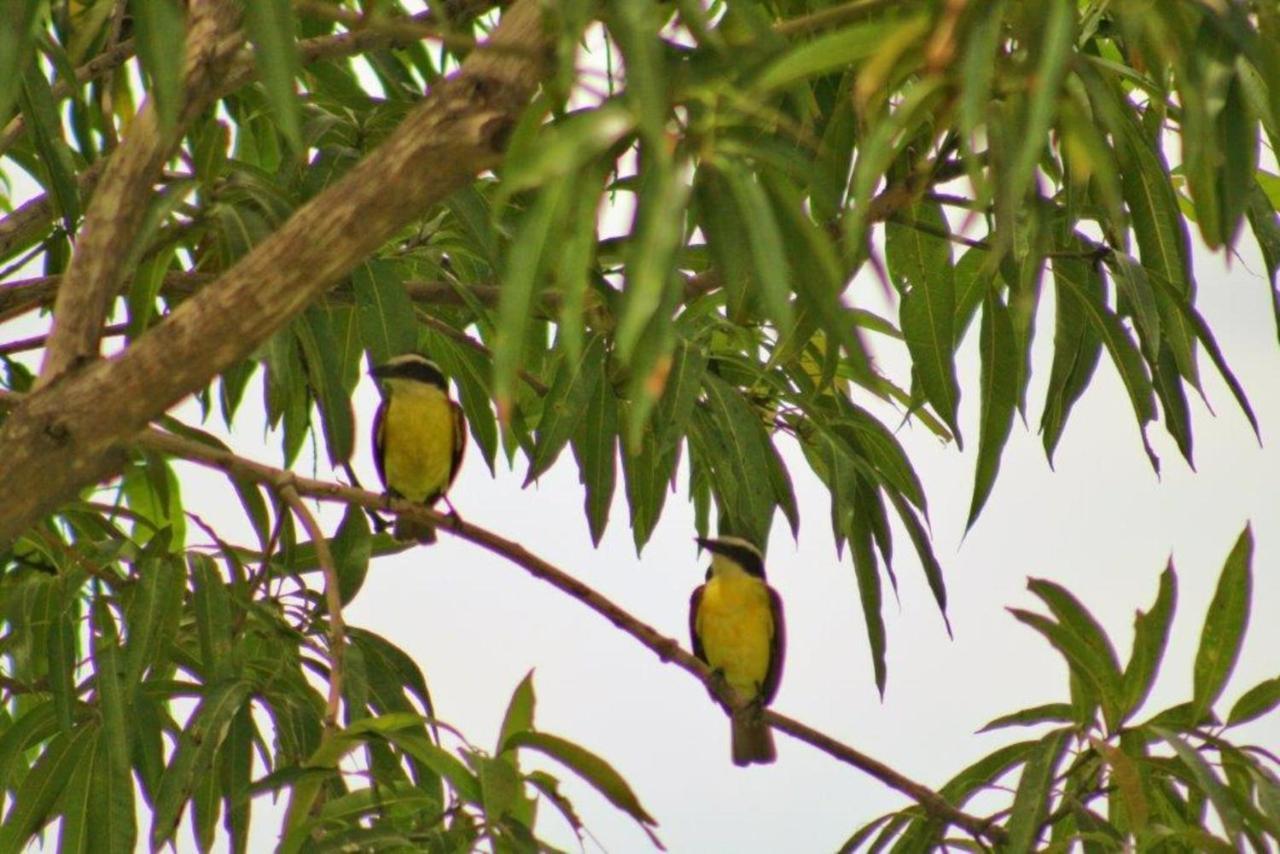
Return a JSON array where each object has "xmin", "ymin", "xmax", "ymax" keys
[
  {"xmin": 694, "ymin": 536, "xmax": 712, "ymax": 554},
  {"xmin": 369, "ymin": 364, "xmax": 389, "ymax": 379}
]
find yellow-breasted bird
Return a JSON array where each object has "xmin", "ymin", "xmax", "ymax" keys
[
  {"xmin": 371, "ymin": 354, "xmax": 466, "ymax": 544},
  {"xmin": 688, "ymin": 536, "xmax": 786, "ymax": 766}
]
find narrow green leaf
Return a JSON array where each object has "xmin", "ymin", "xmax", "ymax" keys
[
  {"xmin": 570, "ymin": 365, "xmax": 618, "ymax": 546},
  {"xmin": 505, "ymin": 731, "xmax": 659, "ymax": 835},
  {"xmin": 89, "ymin": 602, "xmax": 135, "ymax": 854},
  {"xmin": 721, "ymin": 167, "xmax": 793, "ymax": 333},
  {"xmin": 297, "ymin": 307, "xmax": 356, "ymax": 465},
  {"xmin": 0, "ymin": 0, "xmax": 42, "ymax": 125},
  {"xmin": 1226, "ymin": 677, "xmax": 1280, "ymax": 727},
  {"xmin": 937, "ymin": 739, "xmax": 1039, "ymax": 805},
  {"xmin": 151, "ymin": 680, "xmax": 254, "ymax": 850},
  {"xmin": 498, "ymin": 671, "xmax": 537, "ymax": 756},
  {"xmin": 0, "ymin": 726, "xmax": 96, "ymax": 852},
  {"xmin": 1001, "ymin": 0, "xmax": 1073, "ymax": 223},
  {"xmin": 886, "ymin": 204, "xmax": 962, "ymax": 446},
  {"xmin": 1004, "ymin": 729, "xmax": 1070, "ymax": 853},
  {"xmin": 620, "ymin": 416, "xmax": 672, "ymax": 553},
  {"xmin": 502, "ymin": 102, "xmax": 633, "ymax": 198},
  {"xmin": 493, "ymin": 182, "xmax": 566, "ymax": 417},
  {"xmin": 967, "ymin": 291, "xmax": 1017, "ymax": 529},
  {"xmin": 352, "ymin": 260, "xmax": 417, "ymax": 368},
  {"xmin": 1108, "ymin": 254, "xmax": 1161, "ymax": 355},
  {"xmin": 1155, "ymin": 728, "xmax": 1244, "ymax": 844},
  {"xmin": 977, "ymin": 703, "xmax": 1076, "ymax": 733},
  {"xmin": 330, "ymin": 504, "xmax": 372, "ymax": 607},
  {"xmin": 377, "ymin": 730, "xmax": 481, "ymax": 806},
  {"xmin": 1042, "ymin": 254, "xmax": 1104, "ymax": 463},
  {"xmin": 615, "ymin": 162, "xmax": 689, "ymax": 362},
  {"xmin": 1027, "ymin": 579, "xmax": 1125, "ymax": 691},
  {"xmin": 1010, "ymin": 608, "xmax": 1120, "ymax": 726},
  {"xmin": 886, "ymin": 491, "xmax": 949, "ymax": 635},
  {"xmin": 1244, "ymin": 184, "xmax": 1280, "ymax": 346},
  {"xmin": 478, "ymin": 754, "xmax": 521, "ymax": 820},
  {"xmin": 346, "ymin": 628, "xmax": 435, "ymax": 722},
  {"xmin": 52, "ymin": 727, "xmax": 100, "ymax": 854},
  {"xmin": 46, "ymin": 586, "xmax": 77, "ymax": 733},
  {"xmin": 241, "ymin": 0, "xmax": 301, "ymax": 149},
  {"xmin": 1121, "ymin": 564, "xmax": 1176, "ymax": 722},
  {"xmin": 1192, "ymin": 526, "xmax": 1253, "ymax": 720},
  {"xmin": 20, "ymin": 64, "xmax": 80, "ymax": 235},
  {"xmin": 700, "ymin": 374, "xmax": 777, "ymax": 547},
  {"xmin": 528, "ymin": 336, "xmax": 604, "ymax": 484},
  {"xmin": 848, "ymin": 509, "xmax": 886, "ymax": 696},
  {"xmin": 124, "ymin": 554, "xmax": 186, "ymax": 691},
  {"xmin": 427, "ymin": 328, "xmax": 498, "ymax": 473},
  {"xmin": 221, "ymin": 706, "xmax": 254, "ymax": 854},
  {"xmin": 754, "ymin": 16, "xmax": 920, "ymax": 92},
  {"xmin": 131, "ymin": 0, "xmax": 186, "ymax": 130}
]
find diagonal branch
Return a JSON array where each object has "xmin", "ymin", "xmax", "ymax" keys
[
  {"xmin": 130, "ymin": 424, "xmax": 1005, "ymax": 846},
  {"xmin": 38, "ymin": 0, "xmax": 245, "ymax": 386},
  {"xmin": 0, "ymin": 0, "xmax": 551, "ymax": 547}
]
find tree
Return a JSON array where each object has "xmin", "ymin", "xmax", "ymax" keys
[{"xmin": 0, "ymin": 0, "xmax": 1277, "ymax": 850}]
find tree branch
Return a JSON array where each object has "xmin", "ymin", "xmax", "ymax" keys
[
  {"xmin": 277, "ymin": 481, "xmax": 346, "ymax": 732},
  {"xmin": 0, "ymin": 0, "xmax": 552, "ymax": 546},
  {"xmin": 38, "ymin": 0, "xmax": 245, "ymax": 386},
  {"xmin": 128, "ymin": 424, "xmax": 1004, "ymax": 845}
]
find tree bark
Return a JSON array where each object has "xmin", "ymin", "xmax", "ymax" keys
[{"xmin": 0, "ymin": 0, "xmax": 550, "ymax": 547}]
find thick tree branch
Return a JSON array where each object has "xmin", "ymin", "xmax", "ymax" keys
[
  {"xmin": 38, "ymin": 0, "xmax": 245, "ymax": 385},
  {"xmin": 124, "ymin": 425, "xmax": 1004, "ymax": 845},
  {"xmin": 0, "ymin": 0, "xmax": 551, "ymax": 546}
]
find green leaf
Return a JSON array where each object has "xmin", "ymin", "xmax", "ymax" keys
[
  {"xmin": 753, "ymin": 15, "xmax": 921, "ymax": 92},
  {"xmin": 505, "ymin": 731, "xmax": 660, "ymax": 842},
  {"xmin": 57, "ymin": 727, "xmax": 102, "ymax": 854},
  {"xmin": 19, "ymin": 64, "xmax": 80, "ymax": 236},
  {"xmin": 330, "ymin": 503, "xmax": 372, "ymax": 607},
  {"xmin": 297, "ymin": 307, "xmax": 356, "ymax": 465},
  {"xmin": 1192, "ymin": 526, "xmax": 1253, "ymax": 721},
  {"xmin": 353, "ymin": 260, "xmax": 418, "ymax": 368},
  {"xmin": 1004, "ymin": 729, "xmax": 1070, "ymax": 853},
  {"xmin": 1108, "ymin": 253, "xmax": 1161, "ymax": 356},
  {"xmin": 1155, "ymin": 728, "xmax": 1244, "ymax": 844},
  {"xmin": 937, "ymin": 739, "xmax": 1039, "ymax": 805},
  {"xmin": 700, "ymin": 373, "xmax": 777, "ymax": 547},
  {"xmin": 1001, "ymin": 0, "xmax": 1073, "ymax": 224},
  {"xmin": 427, "ymin": 328, "xmax": 498, "ymax": 473},
  {"xmin": 886, "ymin": 204, "xmax": 962, "ymax": 446},
  {"xmin": 502, "ymin": 102, "xmax": 634, "ymax": 198},
  {"xmin": 570, "ymin": 364, "xmax": 618, "ymax": 546},
  {"xmin": 528, "ymin": 335, "xmax": 605, "ymax": 485},
  {"xmin": 620, "ymin": 415, "xmax": 672, "ymax": 553},
  {"xmin": 124, "ymin": 553, "xmax": 186, "ymax": 691},
  {"xmin": 45, "ymin": 583, "xmax": 77, "ymax": 733},
  {"xmin": 1244, "ymin": 184, "xmax": 1280, "ymax": 345},
  {"xmin": 1042, "ymin": 254, "xmax": 1104, "ymax": 464},
  {"xmin": 131, "ymin": 0, "xmax": 186, "ymax": 130},
  {"xmin": 151, "ymin": 679, "xmax": 254, "ymax": 850},
  {"xmin": 615, "ymin": 162, "xmax": 689, "ymax": 362},
  {"xmin": 498, "ymin": 670, "xmax": 537, "ymax": 755},
  {"xmin": 1226, "ymin": 677, "xmax": 1280, "ymax": 727},
  {"xmin": 346, "ymin": 628, "xmax": 436, "ymax": 723},
  {"xmin": 0, "ymin": 0, "xmax": 42, "ymax": 126},
  {"xmin": 1121, "ymin": 564, "xmax": 1176, "ymax": 722},
  {"xmin": 848, "ymin": 507, "xmax": 886, "ymax": 696},
  {"xmin": 977, "ymin": 703, "xmax": 1076, "ymax": 733},
  {"xmin": 1010, "ymin": 608, "xmax": 1120, "ymax": 727},
  {"xmin": 967, "ymin": 291, "xmax": 1017, "ymax": 529},
  {"xmin": 186, "ymin": 555, "xmax": 232, "ymax": 681},
  {"xmin": 89, "ymin": 603, "xmax": 134, "ymax": 854},
  {"xmin": 0, "ymin": 725, "xmax": 96, "ymax": 851},
  {"xmin": 241, "ymin": 0, "xmax": 301, "ymax": 149},
  {"xmin": 720, "ymin": 167, "xmax": 793, "ymax": 334},
  {"xmin": 886, "ymin": 491, "xmax": 949, "ymax": 635},
  {"xmin": 493, "ymin": 182, "xmax": 567, "ymax": 417}
]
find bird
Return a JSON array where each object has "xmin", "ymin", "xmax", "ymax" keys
[
  {"xmin": 370, "ymin": 354, "xmax": 466, "ymax": 544},
  {"xmin": 688, "ymin": 535, "xmax": 786, "ymax": 766}
]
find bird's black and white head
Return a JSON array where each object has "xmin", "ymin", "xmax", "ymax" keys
[
  {"xmin": 697, "ymin": 535, "xmax": 766, "ymax": 580},
  {"xmin": 371, "ymin": 354, "xmax": 448, "ymax": 395}
]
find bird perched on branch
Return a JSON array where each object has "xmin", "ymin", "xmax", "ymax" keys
[
  {"xmin": 689, "ymin": 536, "xmax": 786, "ymax": 766},
  {"xmin": 371, "ymin": 354, "xmax": 466, "ymax": 544}
]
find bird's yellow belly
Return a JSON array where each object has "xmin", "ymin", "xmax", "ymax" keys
[
  {"xmin": 384, "ymin": 393, "xmax": 454, "ymax": 503},
  {"xmin": 697, "ymin": 577, "xmax": 774, "ymax": 698}
]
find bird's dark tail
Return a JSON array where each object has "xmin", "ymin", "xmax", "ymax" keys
[
  {"xmin": 731, "ymin": 714, "xmax": 776, "ymax": 766},
  {"xmin": 392, "ymin": 517, "xmax": 437, "ymax": 545}
]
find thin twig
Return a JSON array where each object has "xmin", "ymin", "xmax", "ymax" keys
[
  {"xmin": 131, "ymin": 423, "xmax": 1005, "ymax": 844},
  {"xmin": 277, "ymin": 480, "xmax": 346, "ymax": 733},
  {"xmin": 0, "ymin": 322, "xmax": 128, "ymax": 357}
]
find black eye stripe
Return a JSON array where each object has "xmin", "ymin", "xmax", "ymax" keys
[{"xmin": 712, "ymin": 542, "xmax": 765, "ymax": 578}]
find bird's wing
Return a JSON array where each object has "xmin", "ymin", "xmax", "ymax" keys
[
  {"xmin": 761, "ymin": 586, "xmax": 786, "ymax": 705},
  {"xmin": 372, "ymin": 399, "xmax": 388, "ymax": 490},
  {"xmin": 448, "ymin": 400, "xmax": 466, "ymax": 489},
  {"xmin": 688, "ymin": 585, "xmax": 706, "ymax": 663}
]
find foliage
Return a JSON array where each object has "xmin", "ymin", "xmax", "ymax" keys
[
  {"xmin": 847, "ymin": 527, "xmax": 1280, "ymax": 852},
  {"xmin": 0, "ymin": 0, "xmax": 1277, "ymax": 850}
]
